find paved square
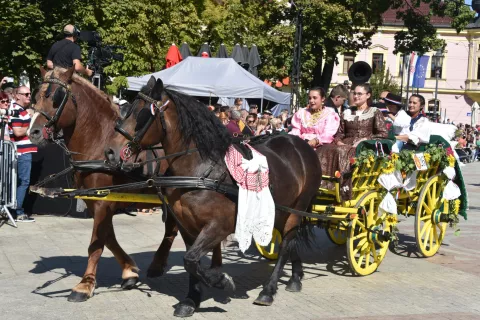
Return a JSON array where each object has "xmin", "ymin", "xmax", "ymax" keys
[{"xmin": 0, "ymin": 164, "xmax": 479, "ymax": 320}]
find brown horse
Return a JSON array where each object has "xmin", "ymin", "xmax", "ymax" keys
[
  {"xmin": 28, "ymin": 67, "xmax": 221, "ymax": 302},
  {"xmin": 107, "ymin": 77, "xmax": 322, "ymax": 317}
]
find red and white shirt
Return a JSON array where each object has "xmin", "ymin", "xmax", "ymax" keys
[{"xmin": 9, "ymin": 103, "xmax": 37, "ymax": 154}]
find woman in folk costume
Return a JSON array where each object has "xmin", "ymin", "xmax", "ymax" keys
[
  {"xmin": 289, "ymin": 87, "xmax": 340, "ymax": 148},
  {"xmin": 317, "ymin": 83, "xmax": 388, "ymax": 200},
  {"xmin": 395, "ymin": 94, "xmax": 431, "ymax": 148}
]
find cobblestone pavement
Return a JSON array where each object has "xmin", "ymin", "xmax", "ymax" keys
[{"xmin": 0, "ymin": 163, "xmax": 479, "ymax": 320}]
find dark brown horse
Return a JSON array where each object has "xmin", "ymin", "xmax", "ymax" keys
[
  {"xmin": 28, "ymin": 67, "xmax": 221, "ymax": 302},
  {"xmin": 107, "ymin": 77, "xmax": 322, "ymax": 317}
]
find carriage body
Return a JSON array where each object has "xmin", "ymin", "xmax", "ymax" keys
[{"xmin": 256, "ymin": 135, "xmax": 466, "ymax": 276}]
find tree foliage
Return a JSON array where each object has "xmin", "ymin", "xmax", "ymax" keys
[
  {"xmin": 0, "ymin": 0, "xmax": 475, "ymax": 94},
  {"xmin": 369, "ymin": 67, "xmax": 400, "ymax": 101}
]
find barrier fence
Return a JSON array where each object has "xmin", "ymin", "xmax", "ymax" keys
[{"xmin": 0, "ymin": 139, "xmax": 17, "ymax": 227}]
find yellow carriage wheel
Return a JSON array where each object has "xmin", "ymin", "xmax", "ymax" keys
[
  {"xmin": 347, "ymin": 191, "xmax": 392, "ymax": 276},
  {"xmin": 255, "ymin": 228, "xmax": 282, "ymax": 260},
  {"xmin": 415, "ymin": 174, "xmax": 448, "ymax": 257},
  {"xmin": 325, "ymin": 224, "xmax": 348, "ymax": 245}
]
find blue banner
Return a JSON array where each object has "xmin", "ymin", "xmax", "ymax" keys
[{"xmin": 412, "ymin": 55, "xmax": 430, "ymax": 88}]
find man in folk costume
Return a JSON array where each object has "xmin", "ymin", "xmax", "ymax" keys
[{"xmin": 382, "ymin": 93, "xmax": 411, "ymax": 153}]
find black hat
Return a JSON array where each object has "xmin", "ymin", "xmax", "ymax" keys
[
  {"xmin": 384, "ymin": 93, "xmax": 402, "ymax": 106},
  {"xmin": 1, "ymin": 82, "xmax": 17, "ymax": 91},
  {"xmin": 262, "ymin": 109, "xmax": 272, "ymax": 115}
]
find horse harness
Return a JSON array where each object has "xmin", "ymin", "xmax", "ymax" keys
[{"xmin": 32, "ymin": 75, "xmax": 77, "ymax": 140}]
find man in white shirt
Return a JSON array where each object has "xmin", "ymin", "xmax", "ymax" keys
[{"xmin": 383, "ymin": 93, "xmax": 411, "ymax": 152}]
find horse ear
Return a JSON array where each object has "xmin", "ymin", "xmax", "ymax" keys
[
  {"xmin": 155, "ymin": 78, "xmax": 164, "ymax": 91},
  {"xmin": 146, "ymin": 76, "xmax": 156, "ymax": 90},
  {"xmin": 64, "ymin": 65, "xmax": 75, "ymax": 81},
  {"xmin": 39, "ymin": 66, "xmax": 47, "ymax": 78},
  {"xmin": 152, "ymin": 78, "xmax": 164, "ymax": 96}
]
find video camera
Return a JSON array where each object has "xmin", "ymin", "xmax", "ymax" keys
[{"xmin": 78, "ymin": 31, "xmax": 125, "ymax": 89}]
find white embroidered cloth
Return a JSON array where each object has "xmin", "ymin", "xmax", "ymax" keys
[{"xmin": 225, "ymin": 145, "xmax": 275, "ymax": 253}]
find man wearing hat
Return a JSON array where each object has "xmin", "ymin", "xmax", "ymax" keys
[
  {"xmin": 383, "ymin": 92, "xmax": 411, "ymax": 152},
  {"xmin": 46, "ymin": 24, "xmax": 93, "ymax": 77}
]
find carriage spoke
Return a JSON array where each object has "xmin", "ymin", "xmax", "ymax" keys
[
  {"xmin": 419, "ymin": 220, "xmax": 431, "ymax": 238},
  {"xmin": 357, "ymin": 253, "xmax": 365, "ymax": 266},
  {"xmin": 420, "ymin": 214, "xmax": 431, "ymax": 221},
  {"xmin": 422, "ymin": 225, "xmax": 431, "ymax": 250},
  {"xmin": 371, "ymin": 245, "xmax": 378, "ymax": 261},
  {"xmin": 352, "ymin": 232, "xmax": 367, "ymax": 241},
  {"xmin": 422, "ymin": 202, "xmax": 432, "ymax": 215},
  {"xmin": 429, "ymin": 227, "xmax": 434, "ymax": 249},
  {"xmin": 433, "ymin": 224, "xmax": 439, "ymax": 242}
]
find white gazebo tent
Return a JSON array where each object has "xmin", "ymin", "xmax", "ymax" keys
[{"xmin": 127, "ymin": 57, "xmax": 290, "ymax": 111}]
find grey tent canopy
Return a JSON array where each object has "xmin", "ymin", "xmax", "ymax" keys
[{"xmin": 127, "ymin": 57, "xmax": 290, "ymax": 105}]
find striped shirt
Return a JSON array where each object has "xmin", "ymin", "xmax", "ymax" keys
[{"xmin": 9, "ymin": 103, "xmax": 37, "ymax": 154}]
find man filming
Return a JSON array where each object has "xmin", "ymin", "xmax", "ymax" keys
[{"xmin": 46, "ymin": 24, "xmax": 93, "ymax": 77}]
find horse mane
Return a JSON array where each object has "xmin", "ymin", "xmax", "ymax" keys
[
  {"xmin": 50, "ymin": 68, "xmax": 119, "ymax": 116},
  {"xmin": 164, "ymin": 89, "xmax": 232, "ymax": 161}
]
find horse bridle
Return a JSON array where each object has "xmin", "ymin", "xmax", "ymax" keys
[
  {"xmin": 118, "ymin": 91, "xmax": 169, "ymax": 161},
  {"xmin": 32, "ymin": 76, "xmax": 77, "ymax": 138}
]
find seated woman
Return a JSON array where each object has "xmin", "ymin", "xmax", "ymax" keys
[
  {"xmin": 289, "ymin": 87, "xmax": 340, "ymax": 148},
  {"xmin": 317, "ymin": 83, "xmax": 388, "ymax": 200},
  {"xmin": 395, "ymin": 94, "xmax": 431, "ymax": 149}
]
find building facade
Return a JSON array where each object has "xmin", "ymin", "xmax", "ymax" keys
[{"xmin": 329, "ymin": 9, "xmax": 480, "ymax": 126}]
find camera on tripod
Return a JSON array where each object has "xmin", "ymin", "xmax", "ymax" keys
[{"xmin": 78, "ymin": 31, "xmax": 125, "ymax": 90}]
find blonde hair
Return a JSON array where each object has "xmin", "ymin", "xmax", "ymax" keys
[
  {"xmin": 270, "ymin": 118, "xmax": 281, "ymax": 129},
  {"xmin": 258, "ymin": 118, "xmax": 269, "ymax": 126}
]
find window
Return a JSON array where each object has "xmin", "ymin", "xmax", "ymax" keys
[
  {"xmin": 343, "ymin": 53, "xmax": 355, "ymax": 73},
  {"xmin": 430, "ymin": 55, "xmax": 444, "ymax": 78},
  {"xmin": 477, "ymin": 58, "xmax": 480, "ymax": 80},
  {"xmin": 372, "ymin": 53, "xmax": 384, "ymax": 73}
]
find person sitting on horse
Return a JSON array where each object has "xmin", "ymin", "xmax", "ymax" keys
[
  {"xmin": 316, "ymin": 83, "xmax": 388, "ymax": 200},
  {"xmin": 382, "ymin": 93, "xmax": 411, "ymax": 153},
  {"xmin": 394, "ymin": 94, "xmax": 431, "ymax": 149},
  {"xmin": 289, "ymin": 87, "xmax": 340, "ymax": 148}
]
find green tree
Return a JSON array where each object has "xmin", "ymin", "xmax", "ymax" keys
[{"xmin": 369, "ymin": 67, "xmax": 400, "ymax": 101}]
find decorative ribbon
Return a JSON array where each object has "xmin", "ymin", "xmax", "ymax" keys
[
  {"xmin": 378, "ymin": 171, "xmax": 403, "ymax": 215},
  {"xmin": 442, "ymin": 166, "xmax": 461, "ymax": 200}
]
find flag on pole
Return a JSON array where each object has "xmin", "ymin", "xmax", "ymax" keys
[
  {"xmin": 412, "ymin": 55, "xmax": 430, "ymax": 88},
  {"xmin": 408, "ymin": 52, "xmax": 418, "ymax": 86}
]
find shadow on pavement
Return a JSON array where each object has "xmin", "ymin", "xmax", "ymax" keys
[{"xmin": 27, "ymin": 230, "xmax": 360, "ymax": 314}]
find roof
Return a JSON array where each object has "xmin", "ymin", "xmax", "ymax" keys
[
  {"xmin": 127, "ymin": 57, "xmax": 291, "ymax": 105},
  {"xmin": 382, "ymin": 3, "xmax": 452, "ymax": 28}
]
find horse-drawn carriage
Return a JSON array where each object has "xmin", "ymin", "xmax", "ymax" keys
[
  {"xmin": 256, "ymin": 136, "xmax": 467, "ymax": 276},
  {"xmin": 28, "ymin": 69, "xmax": 467, "ymax": 317}
]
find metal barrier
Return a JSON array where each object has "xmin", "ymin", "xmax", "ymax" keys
[{"xmin": 0, "ymin": 140, "xmax": 17, "ymax": 227}]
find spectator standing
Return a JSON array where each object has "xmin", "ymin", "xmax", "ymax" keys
[
  {"xmin": 0, "ymin": 92, "xmax": 11, "ymax": 140},
  {"xmin": 233, "ymin": 98, "xmax": 243, "ymax": 111},
  {"xmin": 10, "ymin": 86, "xmax": 37, "ymax": 222},
  {"xmin": 46, "ymin": 24, "xmax": 93, "ymax": 77},
  {"xmin": 325, "ymin": 84, "xmax": 349, "ymax": 114},
  {"xmin": 249, "ymin": 104, "xmax": 259, "ymax": 114}
]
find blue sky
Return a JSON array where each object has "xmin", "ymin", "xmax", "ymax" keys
[{"xmin": 466, "ymin": 0, "xmax": 472, "ymax": 5}]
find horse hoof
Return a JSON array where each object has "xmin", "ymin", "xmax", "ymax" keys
[
  {"xmin": 147, "ymin": 267, "xmax": 165, "ymax": 278},
  {"xmin": 121, "ymin": 277, "xmax": 139, "ymax": 290},
  {"xmin": 220, "ymin": 273, "xmax": 236, "ymax": 292},
  {"xmin": 67, "ymin": 291, "xmax": 90, "ymax": 302},
  {"xmin": 253, "ymin": 294, "xmax": 273, "ymax": 306},
  {"xmin": 173, "ymin": 298, "xmax": 197, "ymax": 317},
  {"xmin": 285, "ymin": 279, "xmax": 302, "ymax": 292}
]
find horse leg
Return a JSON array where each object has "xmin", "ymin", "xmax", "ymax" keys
[
  {"xmin": 147, "ymin": 214, "xmax": 178, "ymax": 278},
  {"xmin": 68, "ymin": 202, "xmax": 138, "ymax": 301},
  {"xmin": 147, "ymin": 217, "xmax": 222, "ymax": 278},
  {"xmin": 254, "ymin": 214, "xmax": 301, "ymax": 306},
  {"xmin": 174, "ymin": 227, "xmax": 232, "ymax": 317},
  {"xmin": 285, "ymin": 246, "xmax": 304, "ymax": 292}
]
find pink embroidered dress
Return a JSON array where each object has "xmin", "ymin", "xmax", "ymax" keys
[{"xmin": 289, "ymin": 107, "xmax": 340, "ymax": 146}]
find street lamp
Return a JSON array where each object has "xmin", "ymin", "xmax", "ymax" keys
[{"xmin": 433, "ymin": 49, "xmax": 444, "ymax": 123}]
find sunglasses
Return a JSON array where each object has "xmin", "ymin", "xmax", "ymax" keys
[
  {"xmin": 1, "ymin": 99, "xmax": 10, "ymax": 103},
  {"xmin": 17, "ymin": 92, "xmax": 31, "ymax": 97},
  {"xmin": 247, "ymin": 120, "xmax": 255, "ymax": 123}
]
